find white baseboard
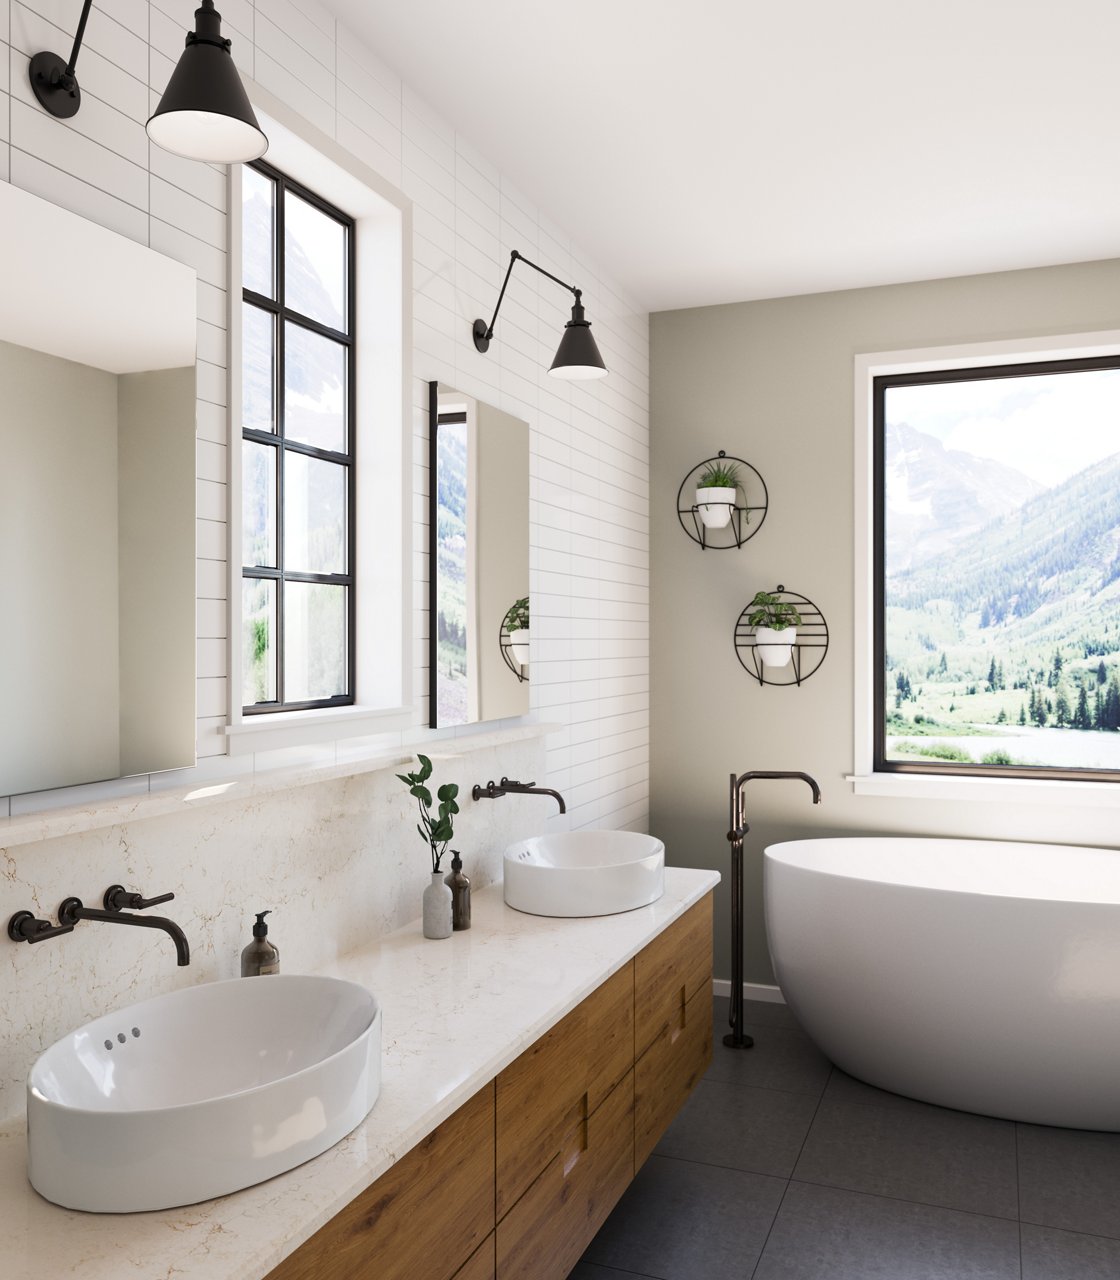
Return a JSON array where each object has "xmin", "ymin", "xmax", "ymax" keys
[{"xmin": 712, "ymin": 979, "xmax": 786, "ymax": 1004}]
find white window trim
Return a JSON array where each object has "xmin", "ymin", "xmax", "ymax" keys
[
  {"xmin": 226, "ymin": 80, "xmax": 413, "ymax": 756},
  {"xmin": 850, "ymin": 328, "xmax": 1120, "ymax": 807}
]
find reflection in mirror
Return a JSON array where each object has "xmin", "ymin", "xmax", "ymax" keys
[
  {"xmin": 429, "ymin": 383, "xmax": 530, "ymax": 728},
  {"xmin": 0, "ymin": 183, "xmax": 197, "ymax": 797}
]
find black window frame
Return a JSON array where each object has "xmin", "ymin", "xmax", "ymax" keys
[
  {"xmin": 873, "ymin": 352, "xmax": 1120, "ymax": 784},
  {"xmin": 241, "ymin": 158, "xmax": 357, "ymax": 714}
]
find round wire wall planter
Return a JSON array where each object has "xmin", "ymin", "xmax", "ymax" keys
[
  {"xmin": 499, "ymin": 623, "xmax": 528, "ymax": 683},
  {"xmin": 676, "ymin": 450, "xmax": 768, "ymax": 550},
  {"xmin": 734, "ymin": 585, "xmax": 828, "ymax": 687}
]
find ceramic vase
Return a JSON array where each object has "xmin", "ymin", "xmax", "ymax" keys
[
  {"xmin": 508, "ymin": 629, "xmax": 530, "ymax": 666},
  {"xmin": 695, "ymin": 485, "xmax": 737, "ymax": 529},
  {"xmin": 755, "ymin": 625, "xmax": 797, "ymax": 668},
  {"xmin": 422, "ymin": 871, "xmax": 453, "ymax": 939}
]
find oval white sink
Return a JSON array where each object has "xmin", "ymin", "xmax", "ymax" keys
[
  {"xmin": 27, "ymin": 974, "xmax": 381, "ymax": 1213},
  {"xmin": 503, "ymin": 831, "xmax": 665, "ymax": 917}
]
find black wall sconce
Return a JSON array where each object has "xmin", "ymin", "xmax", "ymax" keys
[
  {"xmin": 29, "ymin": 1, "xmax": 267, "ymax": 164},
  {"xmin": 473, "ymin": 250, "xmax": 608, "ymax": 380}
]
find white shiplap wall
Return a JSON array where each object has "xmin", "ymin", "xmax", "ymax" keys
[{"xmin": 0, "ymin": 0, "xmax": 650, "ymax": 833}]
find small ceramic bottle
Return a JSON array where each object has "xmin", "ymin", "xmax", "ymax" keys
[
  {"xmin": 444, "ymin": 852, "xmax": 471, "ymax": 931},
  {"xmin": 422, "ymin": 871, "xmax": 453, "ymax": 939}
]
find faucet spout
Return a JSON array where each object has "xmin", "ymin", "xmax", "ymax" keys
[
  {"xmin": 58, "ymin": 898, "xmax": 191, "ymax": 966},
  {"xmin": 471, "ymin": 777, "xmax": 567, "ymax": 813}
]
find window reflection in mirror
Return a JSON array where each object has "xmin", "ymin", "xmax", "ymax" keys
[{"xmin": 429, "ymin": 384, "xmax": 530, "ymax": 728}]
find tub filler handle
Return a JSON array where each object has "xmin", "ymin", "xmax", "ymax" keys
[{"xmin": 725, "ymin": 770, "xmax": 820, "ymax": 1050}]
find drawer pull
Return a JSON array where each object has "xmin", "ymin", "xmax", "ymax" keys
[{"xmin": 562, "ymin": 1094, "xmax": 589, "ymax": 1177}]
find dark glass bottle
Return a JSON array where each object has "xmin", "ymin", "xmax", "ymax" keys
[
  {"xmin": 444, "ymin": 853, "xmax": 471, "ymax": 931},
  {"xmin": 241, "ymin": 910, "xmax": 280, "ymax": 975}
]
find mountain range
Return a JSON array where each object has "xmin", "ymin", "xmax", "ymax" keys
[{"xmin": 884, "ymin": 422, "xmax": 1043, "ymax": 575}]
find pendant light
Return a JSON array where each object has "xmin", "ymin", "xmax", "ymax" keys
[
  {"xmin": 146, "ymin": 1, "xmax": 268, "ymax": 164},
  {"xmin": 473, "ymin": 250, "xmax": 608, "ymax": 380}
]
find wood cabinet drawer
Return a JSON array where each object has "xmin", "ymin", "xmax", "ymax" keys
[
  {"xmin": 496, "ymin": 1071, "xmax": 634, "ymax": 1280},
  {"xmin": 634, "ymin": 895, "xmax": 713, "ymax": 1058},
  {"xmin": 634, "ymin": 985, "xmax": 711, "ymax": 1169},
  {"xmin": 264, "ymin": 1084, "xmax": 495, "ymax": 1280},
  {"xmin": 496, "ymin": 961, "xmax": 633, "ymax": 1216},
  {"xmin": 453, "ymin": 1235, "xmax": 496, "ymax": 1280}
]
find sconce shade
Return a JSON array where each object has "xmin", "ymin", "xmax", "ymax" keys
[
  {"xmin": 146, "ymin": 1, "xmax": 267, "ymax": 163},
  {"xmin": 549, "ymin": 302, "xmax": 608, "ymax": 380}
]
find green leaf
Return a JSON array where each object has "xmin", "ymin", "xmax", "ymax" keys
[
  {"xmin": 417, "ymin": 823, "xmax": 429, "ymax": 843},
  {"xmin": 410, "ymin": 785, "xmax": 432, "ymax": 807},
  {"xmin": 395, "ymin": 773, "xmax": 415, "ymax": 787},
  {"xmin": 437, "ymin": 782, "xmax": 459, "ymax": 802},
  {"xmin": 430, "ymin": 817, "xmax": 452, "ymax": 842},
  {"xmin": 416, "ymin": 754, "xmax": 433, "ymax": 782}
]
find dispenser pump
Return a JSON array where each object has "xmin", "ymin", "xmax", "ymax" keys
[{"xmin": 242, "ymin": 909, "xmax": 280, "ymax": 976}]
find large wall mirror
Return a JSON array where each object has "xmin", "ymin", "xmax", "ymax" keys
[
  {"xmin": 429, "ymin": 382, "xmax": 530, "ymax": 728},
  {"xmin": 0, "ymin": 185, "xmax": 198, "ymax": 797}
]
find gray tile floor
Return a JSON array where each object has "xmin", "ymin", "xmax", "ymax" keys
[{"xmin": 569, "ymin": 998, "xmax": 1120, "ymax": 1280}]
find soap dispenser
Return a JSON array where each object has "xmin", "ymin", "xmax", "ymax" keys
[
  {"xmin": 444, "ymin": 852, "xmax": 471, "ymax": 931},
  {"xmin": 241, "ymin": 910, "xmax": 280, "ymax": 976}
]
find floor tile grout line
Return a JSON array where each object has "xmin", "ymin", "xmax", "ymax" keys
[
  {"xmin": 1015, "ymin": 1123, "xmax": 1024, "ymax": 1280},
  {"xmin": 748, "ymin": 1065, "xmax": 836, "ymax": 1280},
  {"xmin": 787, "ymin": 1175, "xmax": 1021, "ymax": 1226}
]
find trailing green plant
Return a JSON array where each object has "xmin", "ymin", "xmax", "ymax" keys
[
  {"xmin": 503, "ymin": 596, "xmax": 529, "ymax": 634},
  {"xmin": 747, "ymin": 590, "xmax": 802, "ymax": 632},
  {"xmin": 396, "ymin": 754, "xmax": 459, "ymax": 873},
  {"xmin": 697, "ymin": 461, "xmax": 740, "ymax": 489}
]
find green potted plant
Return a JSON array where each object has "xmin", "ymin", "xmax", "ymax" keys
[
  {"xmin": 695, "ymin": 460, "xmax": 740, "ymax": 530},
  {"xmin": 747, "ymin": 590, "xmax": 802, "ymax": 669},
  {"xmin": 503, "ymin": 595, "xmax": 530, "ymax": 666},
  {"xmin": 396, "ymin": 754, "xmax": 459, "ymax": 939}
]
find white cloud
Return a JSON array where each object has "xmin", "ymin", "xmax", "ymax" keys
[{"xmin": 886, "ymin": 369, "xmax": 1120, "ymax": 486}]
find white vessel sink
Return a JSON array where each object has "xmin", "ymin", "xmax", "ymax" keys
[
  {"xmin": 504, "ymin": 831, "xmax": 665, "ymax": 917},
  {"xmin": 27, "ymin": 974, "xmax": 381, "ymax": 1213}
]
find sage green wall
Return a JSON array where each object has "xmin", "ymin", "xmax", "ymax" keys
[{"xmin": 650, "ymin": 258, "xmax": 1120, "ymax": 988}]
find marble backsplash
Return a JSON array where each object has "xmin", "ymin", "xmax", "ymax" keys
[{"xmin": 0, "ymin": 734, "xmax": 547, "ymax": 1126}]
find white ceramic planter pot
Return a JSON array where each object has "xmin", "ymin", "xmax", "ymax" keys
[
  {"xmin": 695, "ymin": 485, "xmax": 737, "ymax": 529},
  {"xmin": 507, "ymin": 629, "xmax": 530, "ymax": 665},
  {"xmin": 755, "ymin": 625, "xmax": 797, "ymax": 668}
]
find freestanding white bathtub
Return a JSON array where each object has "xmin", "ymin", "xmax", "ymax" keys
[{"xmin": 765, "ymin": 836, "xmax": 1120, "ymax": 1130}]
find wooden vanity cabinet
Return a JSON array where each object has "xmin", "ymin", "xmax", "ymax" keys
[
  {"xmin": 264, "ymin": 1084, "xmax": 495, "ymax": 1280},
  {"xmin": 633, "ymin": 896, "xmax": 714, "ymax": 1168},
  {"xmin": 265, "ymin": 893, "xmax": 713, "ymax": 1280}
]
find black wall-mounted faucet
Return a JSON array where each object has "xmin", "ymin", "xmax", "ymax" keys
[
  {"xmin": 471, "ymin": 777, "xmax": 567, "ymax": 814},
  {"xmin": 8, "ymin": 885, "xmax": 190, "ymax": 966}
]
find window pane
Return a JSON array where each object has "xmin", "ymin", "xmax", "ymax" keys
[
  {"xmin": 242, "ymin": 166, "xmax": 274, "ymax": 298},
  {"xmin": 284, "ymin": 322, "xmax": 347, "ymax": 453},
  {"xmin": 242, "ymin": 304, "xmax": 275, "ymax": 434},
  {"xmin": 284, "ymin": 452, "xmax": 346, "ymax": 575},
  {"xmin": 881, "ymin": 364, "xmax": 1120, "ymax": 774},
  {"xmin": 242, "ymin": 577, "xmax": 277, "ymax": 705},
  {"xmin": 242, "ymin": 440, "xmax": 277, "ymax": 567},
  {"xmin": 285, "ymin": 191, "xmax": 346, "ymax": 331},
  {"xmin": 285, "ymin": 582, "xmax": 346, "ymax": 702}
]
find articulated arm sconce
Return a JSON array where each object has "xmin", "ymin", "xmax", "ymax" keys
[
  {"xmin": 30, "ymin": 1, "xmax": 267, "ymax": 163},
  {"xmin": 473, "ymin": 250, "xmax": 608, "ymax": 380}
]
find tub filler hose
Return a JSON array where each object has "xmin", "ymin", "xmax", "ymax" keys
[{"xmin": 725, "ymin": 770, "xmax": 821, "ymax": 1050}]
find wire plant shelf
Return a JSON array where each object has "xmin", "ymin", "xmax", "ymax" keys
[
  {"xmin": 734, "ymin": 585, "xmax": 829, "ymax": 687},
  {"xmin": 676, "ymin": 450, "xmax": 768, "ymax": 550}
]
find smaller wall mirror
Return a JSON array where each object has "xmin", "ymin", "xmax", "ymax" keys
[{"xmin": 429, "ymin": 383, "xmax": 530, "ymax": 728}]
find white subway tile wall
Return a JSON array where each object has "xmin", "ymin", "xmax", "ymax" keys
[{"xmin": 0, "ymin": 0, "xmax": 650, "ymax": 832}]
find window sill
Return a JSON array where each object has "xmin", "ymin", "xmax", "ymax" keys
[
  {"xmin": 847, "ymin": 772, "xmax": 1120, "ymax": 807},
  {"xmin": 225, "ymin": 704, "xmax": 413, "ymax": 755}
]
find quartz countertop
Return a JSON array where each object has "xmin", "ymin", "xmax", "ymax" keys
[{"xmin": 0, "ymin": 867, "xmax": 720, "ymax": 1280}]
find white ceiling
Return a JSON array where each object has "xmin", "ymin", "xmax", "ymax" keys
[{"xmin": 324, "ymin": 0, "xmax": 1120, "ymax": 313}]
